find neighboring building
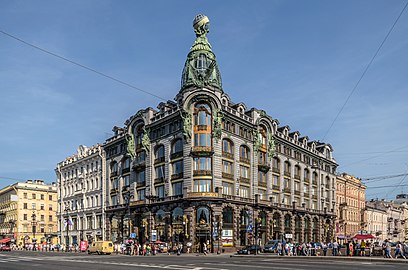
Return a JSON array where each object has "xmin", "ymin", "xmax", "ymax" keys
[
  {"xmin": 56, "ymin": 144, "xmax": 104, "ymax": 247},
  {"xmin": 335, "ymin": 173, "xmax": 366, "ymax": 242},
  {"xmin": 365, "ymin": 204, "xmax": 387, "ymax": 242},
  {"xmin": 102, "ymin": 14, "xmax": 338, "ymax": 252},
  {"xmin": 366, "ymin": 199, "xmax": 404, "ymax": 243},
  {"xmin": 392, "ymin": 194, "xmax": 408, "ymax": 242},
  {"xmin": 0, "ymin": 180, "xmax": 57, "ymax": 246}
]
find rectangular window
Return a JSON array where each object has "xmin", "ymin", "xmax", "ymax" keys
[
  {"xmin": 240, "ymin": 165, "xmax": 250, "ymax": 179},
  {"xmin": 194, "ymin": 157, "xmax": 212, "ymax": 171},
  {"xmin": 136, "ymin": 171, "xmax": 145, "ymax": 183},
  {"xmin": 40, "ymin": 194, "xmax": 44, "ymax": 200},
  {"xmin": 41, "ymin": 215, "xmax": 44, "ymax": 221},
  {"xmin": 32, "ymin": 194, "xmax": 36, "ymax": 199},
  {"xmin": 23, "ymin": 203, "xmax": 27, "ymax": 209},
  {"xmin": 24, "ymin": 193, "xmax": 27, "ymax": 199},
  {"xmin": 137, "ymin": 189, "xmax": 146, "ymax": 200},
  {"xmin": 222, "ymin": 182, "xmax": 233, "ymax": 195},
  {"xmin": 23, "ymin": 214, "xmax": 27, "ymax": 220},
  {"xmin": 172, "ymin": 160, "xmax": 183, "ymax": 175},
  {"xmin": 111, "ymin": 195, "xmax": 118, "ymax": 206},
  {"xmin": 32, "ymin": 203, "xmax": 36, "ymax": 210},
  {"xmin": 49, "ymin": 195, "xmax": 53, "ymax": 201},
  {"xmin": 222, "ymin": 160, "xmax": 233, "ymax": 174},
  {"xmin": 172, "ymin": 182, "xmax": 183, "ymax": 196},
  {"xmin": 193, "ymin": 179, "xmax": 211, "ymax": 192},
  {"xmin": 49, "ymin": 215, "xmax": 52, "ymax": 222},
  {"xmin": 273, "ymin": 175, "xmax": 279, "ymax": 186},
  {"xmin": 239, "ymin": 185, "xmax": 250, "ymax": 198},
  {"xmin": 123, "ymin": 175, "xmax": 130, "ymax": 186},
  {"xmin": 259, "ymin": 189, "xmax": 266, "ymax": 199},
  {"xmin": 258, "ymin": 171, "xmax": 266, "ymax": 183},
  {"xmin": 155, "ymin": 165, "xmax": 165, "ymax": 179},
  {"xmin": 155, "ymin": 185, "xmax": 165, "ymax": 198},
  {"xmin": 40, "ymin": 204, "xmax": 44, "ymax": 210}
]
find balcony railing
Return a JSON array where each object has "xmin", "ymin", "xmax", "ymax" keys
[
  {"xmin": 258, "ymin": 181, "xmax": 267, "ymax": 188},
  {"xmin": 304, "ymin": 192, "xmax": 310, "ymax": 197},
  {"xmin": 222, "ymin": 172, "xmax": 234, "ymax": 180},
  {"xmin": 258, "ymin": 164, "xmax": 270, "ymax": 173},
  {"xmin": 136, "ymin": 181, "xmax": 146, "ymax": 188},
  {"xmin": 132, "ymin": 161, "xmax": 146, "ymax": 171},
  {"xmin": 197, "ymin": 125, "xmax": 208, "ymax": 131},
  {"xmin": 122, "ymin": 167, "xmax": 130, "ymax": 174},
  {"xmin": 154, "ymin": 177, "xmax": 165, "ymax": 184},
  {"xmin": 193, "ymin": 170, "xmax": 212, "ymax": 177},
  {"xmin": 187, "ymin": 192, "xmax": 218, "ymax": 198},
  {"xmin": 110, "ymin": 188, "xmax": 118, "ymax": 194},
  {"xmin": 222, "ymin": 152, "xmax": 234, "ymax": 160},
  {"xmin": 304, "ymin": 177, "xmax": 310, "ymax": 183},
  {"xmin": 154, "ymin": 156, "xmax": 165, "ymax": 164},
  {"xmin": 294, "ymin": 174, "xmax": 300, "ymax": 180},
  {"xmin": 170, "ymin": 151, "xmax": 183, "ymax": 160},
  {"xmin": 272, "ymin": 167, "xmax": 280, "ymax": 174},
  {"xmin": 110, "ymin": 171, "xmax": 118, "ymax": 177},
  {"xmin": 294, "ymin": 190, "xmax": 301, "ymax": 196},
  {"xmin": 240, "ymin": 157, "xmax": 250, "ymax": 164},
  {"xmin": 272, "ymin": 185, "xmax": 280, "ymax": 190},
  {"xmin": 192, "ymin": 146, "xmax": 213, "ymax": 155},
  {"xmin": 240, "ymin": 177, "xmax": 250, "ymax": 184},
  {"xmin": 284, "ymin": 171, "xmax": 291, "ymax": 177},
  {"xmin": 312, "ymin": 194, "xmax": 317, "ymax": 199},
  {"xmin": 312, "ymin": 180, "xmax": 317, "ymax": 185},
  {"xmin": 283, "ymin": 188, "xmax": 291, "ymax": 193},
  {"xmin": 171, "ymin": 173, "xmax": 183, "ymax": 180}
]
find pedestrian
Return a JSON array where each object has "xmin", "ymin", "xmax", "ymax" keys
[
  {"xmin": 384, "ymin": 240, "xmax": 393, "ymax": 258},
  {"xmin": 187, "ymin": 240, "xmax": 192, "ymax": 253},
  {"xmin": 203, "ymin": 242, "xmax": 208, "ymax": 255},
  {"xmin": 332, "ymin": 241, "xmax": 338, "ymax": 256},
  {"xmin": 360, "ymin": 240, "xmax": 366, "ymax": 257},
  {"xmin": 395, "ymin": 242, "xmax": 406, "ymax": 259},
  {"xmin": 322, "ymin": 242, "xmax": 328, "ymax": 256},
  {"xmin": 348, "ymin": 241, "xmax": 353, "ymax": 257}
]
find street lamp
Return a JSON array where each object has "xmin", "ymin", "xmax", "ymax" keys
[
  {"xmin": 31, "ymin": 211, "xmax": 37, "ymax": 250},
  {"xmin": 123, "ymin": 191, "xmax": 134, "ymax": 241},
  {"xmin": 65, "ymin": 207, "xmax": 70, "ymax": 252}
]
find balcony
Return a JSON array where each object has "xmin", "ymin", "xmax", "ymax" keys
[
  {"xmin": 132, "ymin": 161, "xmax": 146, "ymax": 171},
  {"xmin": 258, "ymin": 164, "xmax": 270, "ymax": 173},
  {"xmin": 258, "ymin": 181, "xmax": 267, "ymax": 188},
  {"xmin": 122, "ymin": 185, "xmax": 130, "ymax": 192},
  {"xmin": 272, "ymin": 167, "xmax": 280, "ymax": 174},
  {"xmin": 312, "ymin": 180, "xmax": 317, "ymax": 185},
  {"xmin": 222, "ymin": 152, "xmax": 234, "ymax": 160},
  {"xmin": 136, "ymin": 181, "xmax": 146, "ymax": 188},
  {"xmin": 154, "ymin": 177, "xmax": 165, "ymax": 184},
  {"xmin": 187, "ymin": 192, "xmax": 218, "ymax": 198},
  {"xmin": 284, "ymin": 171, "xmax": 291, "ymax": 177},
  {"xmin": 192, "ymin": 146, "xmax": 213, "ymax": 156},
  {"xmin": 312, "ymin": 194, "xmax": 317, "ymax": 199},
  {"xmin": 239, "ymin": 177, "xmax": 250, "ymax": 184},
  {"xmin": 222, "ymin": 172, "xmax": 234, "ymax": 180},
  {"xmin": 197, "ymin": 125, "xmax": 208, "ymax": 131},
  {"xmin": 122, "ymin": 167, "xmax": 130, "ymax": 174},
  {"xmin": 154, "ymin": 156, "xmax": 165, "ymax": 164},
  {"xmin": 110, "ymin": 171, "xmax": 118, "ymax": 177},
  {"xmin": 171, "ymin": 173, "xmax": 183, "ymax": 180},
  {"xmin": 294, "ymin": 174, "xmax": 300, "ymax": 180},
  {"xmin": 170, "ymin": 151, "xmax": 183, "ymax": 160},
  {"xmin": 294, "ymin": 190, "xmax": 301, "ymax": 196},
  {"xmin": 272, "ymin": 185, "xmax": 280, "ymax": 190},
  {"xmin": 283, "ymin": 188, "xmax": 291, "ymax": 193},
  {"xmin": 110, "ymin": 188, "xmax": 118, "ymax": 194},
  {"xmin": 304, "ymin": 192, "xmax": 310, "ymax": 197},
  {"xmin": 193, "ymin": 170, "xmax": 212, "ymax": 177},
  {"xmin": 240, "ymin": 157, "xmax": 250, "ymax": 164},
  {"xmin": 304, "ymin": 177, "xmax": 310, "ymax": 183}
]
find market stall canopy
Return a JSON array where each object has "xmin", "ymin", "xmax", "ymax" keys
[
  {"xmin": 352, "ymin": 234, "xmax": 375, "ymax": 240},
  {"xmin": 0, "ymin": 238, "xmax": 11, "ymax": 243}
]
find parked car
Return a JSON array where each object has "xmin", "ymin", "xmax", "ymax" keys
[
  {"xmin": 237, "ymin": 245, "xmax": 262, "ymax": 255},
  {"xmin": 263, "ymin": 240, "xmax": 281, "ymax": 253},
  {"xmin": 0, "ymin": 245, "xmax": 11, "ymax": 251}
]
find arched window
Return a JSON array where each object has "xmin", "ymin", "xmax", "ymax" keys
[
  {"xmin": 294, "ymin": 165, "xmax": 301, "ymax": 179},
  {"xmin": 172, "ymin": 207, "xmax": 184, "ymax": 224},
  {"xmin": 240, "ymin": 145, "xmax": 250, "ymax": 163},
  {"xmin": 171, "ymin": 139, "xmax": 183, "ymax": 155},
  {"xmin": 193, "ymin": 103, "xmax": 212, "ymax": 147},
  {"xmin": 272, "ymin": 157, "xmax": 280, "ymax": 173},
  {"xmin": 284, "ymin": 161, "xmax": 291, "ymax": 177},
  {"xmin": 304, "ymin": 169, "xmax": 310, "ymax": 182},
  {"xmin": 134, "ymin": 124, "xmax": 144, "ymax": 146},
  {"xmin": 155, "ymin": 145, "xmax": 165, "ymax": 161},
  {"xmin": 222, "ymin": 139, "xmax": 234, "ymax": 158},
  {"xmin": 312, "ymin": 172, "xmax": 318, "ymax": 184},
  {"xmin": 222, "ymin": 208, "xmax": 233, "ymax": 224},
  {"xmin": 196, "ymin": 207, "xmax": 210, "ymax": 224},
  {"xmin": 156, "ymin": 210, "xmax": 165, "ymax": 225}
]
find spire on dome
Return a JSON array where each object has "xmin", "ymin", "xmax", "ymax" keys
[{"xmin": 180, "ymin": 14, "xmax": 222, "ymax": 91}]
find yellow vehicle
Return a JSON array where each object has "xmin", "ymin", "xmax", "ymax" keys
[{"xmin": 87, "ymin": 241, "xmax": 114, "ymax": 255}]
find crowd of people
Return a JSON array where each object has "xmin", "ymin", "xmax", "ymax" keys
[
  {"xmin": 273, "ymin": 239, "xmax": 408, "ymax": 259},
  {"xmin": 114, "ymin": 240, "xmax": 192, "ymax": 256}
]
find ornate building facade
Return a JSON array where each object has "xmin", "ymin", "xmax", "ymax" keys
[
  {"xmin": 335, "ymin": 173, "xmax": 366, "ymax": 242},
  {"xmin": 0, "ymin": 180, "xmax": 57, "ymax": 246},
  {"xmin": 103, "ymin": 14, "xmax": 338, "ymax": 252},
  {"xmin": 56, "ymin": 145, "xmax": 105, "ymax": 246}
]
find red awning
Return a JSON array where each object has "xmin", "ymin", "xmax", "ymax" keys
[
  {"xmin": 0, "ymin": 238, "xmax": 11, "ymax": 243},
  {"xmin": 352, "ymin": 234, "xmax": 375, "ymax": 240}
]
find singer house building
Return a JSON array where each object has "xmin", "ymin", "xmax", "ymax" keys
[{"xmin": 102, "ymin": 14, "xmax": 338, "ymax": 253}]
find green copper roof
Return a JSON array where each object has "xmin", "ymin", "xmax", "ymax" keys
[{"xmin": 181, "ymin": 14, "xmax": 222, "ymax": 91}]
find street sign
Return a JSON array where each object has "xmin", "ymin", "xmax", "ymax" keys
[
  {"xmin": 246, "ymin": 224, "xmax": 253, "ymax": 233},
  {"xmin": 248, "ymin": 232, "xmax": 253, "ymax": 239},
  {"xmin": 285, "ymin": 233, "xmax": 293, "ymax": 239},
  {"xmin": 151, "ymin": 230, "xmax": 157, "ymax": 242},
  {"xmin": 130, "ymin": 233, "xmax": 136, "ymax": 239}
]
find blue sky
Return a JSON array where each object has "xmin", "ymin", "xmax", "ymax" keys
[{"xmin": 0, "ymin": 0, "xmax": 407, "ymax": 200}]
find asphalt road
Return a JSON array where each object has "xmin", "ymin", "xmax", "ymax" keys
[{"xmin": 0, "ymin": 251, "xmax": 405, "ymax": 270}]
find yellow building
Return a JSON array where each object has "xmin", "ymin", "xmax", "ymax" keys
[
  {"xmin": 0, "ymin": 180, "xmax": 58, "ymax": 247},
  {"xmin": 335, "ymin": 173, "xmax": 366, "ymax": 242}
]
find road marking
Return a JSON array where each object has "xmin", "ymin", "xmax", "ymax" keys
[{"xmin": 204, "ymin": 262, "xmax": 295, "ymax": 270}]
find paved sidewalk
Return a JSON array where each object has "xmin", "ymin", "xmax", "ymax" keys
[{"xmin": 231, "ymin": 254, "xmax": 408, "ymax": 264}]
